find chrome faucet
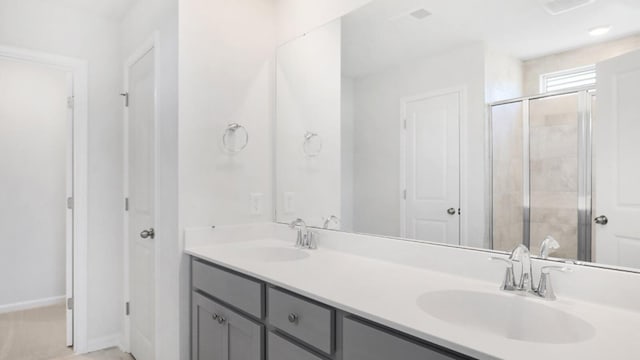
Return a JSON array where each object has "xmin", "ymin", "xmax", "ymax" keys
[
  {"xmin": 490, "ymin": 238, "xmax": 571, "ymax": 300},
  {"xmin": 288, "ymin": 218, "xmax": 316, "ymax": 249}
]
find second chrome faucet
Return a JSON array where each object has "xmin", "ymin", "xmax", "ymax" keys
[
  {"xmin": 289, "ymin": 218, "xmax": 317, "ymax": 249},
  {"xmin": 491, "ymin": 236, "xmax": 572, "ymax": 300}
]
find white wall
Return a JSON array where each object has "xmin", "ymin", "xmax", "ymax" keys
[
  {"xmin": 178, "ymin": 0, "xmax": 276, "ymax": 358},
  {"xmin": 275, "ymin": 19, "xmax": 342, "ymax": 228},
  {"xmin": 275, "ymin": 0, "xmax": 371, "ymax": 44},
  {"xmin": 0, "ymin": 59, "xmax": 67, "ymax": 311},
  {"xmin": 341, "ymin": 76, "xmax": 355, "ymax": 232},
  {"xmin": 352, "ymin": 43, "xmax": 487, "ymax": 247},
  {"xmin": 485, "ymin": 47, "xmax": 523, "ymax": 103},
  {"xmin": 120, "ymin": 0, "xmax": 179, "ymax": 358},
  {"xmin": 0, "ymin": 0, "xmax": 124, "ymax": 348}
]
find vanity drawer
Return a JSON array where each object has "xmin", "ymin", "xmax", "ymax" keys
[
  {"xmin": 343, "ymin": 316, "xmax": 469, "ymax": 360},
  {"xmin": 268, "ymin": 332, "xmax": 325, "ymax": 360},
  {"xmin": 267, "ymin": 287, "xmax": 334, "ymax": 354},
  {"xmin": 192, "ymin": 259, "xmax": 264, "ymax": 318}
]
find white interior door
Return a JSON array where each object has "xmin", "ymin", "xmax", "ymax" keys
[
  {"xmin": 128, "ymin": 48, "xmax": 156, "ymax": 360},
  {"xmin": 594, "ymin": 49, "xmax": 640, "ymax": 268},
  {"xmin": 65, "ymin": 73, "xmax": 74, "ymax": 347},
  {"xmin": 404, "ymin": 91, "xmax": 460, "ymax": 244}
]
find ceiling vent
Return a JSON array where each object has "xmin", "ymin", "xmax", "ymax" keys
[
  {"xmin": 388, "ymin": 8, "xmax": 432, "ymax": 23},
  {"xmin": 409, "ymin": 9, "xmax": 432, "ymax": 20},
  {"xmin": 539, "ymin": 0, "xmax": 596, "ymax": 15}
]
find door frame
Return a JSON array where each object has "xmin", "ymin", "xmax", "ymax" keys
[
  {"xmin": 0, "ymin": 45, "xmax": 89, "ymax": 352},
  {"xmin": 122, "ymin": 33, "xmax": 159, "ymax": 354},
  {"xmin": 399, "ymin": 86, "xmax": 467, "ymax": 243}
]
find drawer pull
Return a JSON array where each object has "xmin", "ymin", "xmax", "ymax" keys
[{"xmin": 288, "ymin": 313, "xmax": 299, "ymax": 324}]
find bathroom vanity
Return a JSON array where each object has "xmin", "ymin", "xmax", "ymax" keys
[
  {"xmin": 185, "ymin": 223, "xmax": 640, "ymax": 360},
  {"xmin": 191, "ymin": 257, "xmax": 470, "ymax": 360}
]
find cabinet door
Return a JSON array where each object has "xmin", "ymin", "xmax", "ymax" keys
[
  {"xmin": 343, "ymin": 317, "xmax": 467, "ymax": 360},
  {"xmin": 193, "ymin": 295, "xmax": 226, "ymax": 360},
  {"xmin": 193, "ymin": 292, "xmax": 263, "ymax": 360}
]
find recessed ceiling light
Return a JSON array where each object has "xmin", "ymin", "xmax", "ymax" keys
[{"xmin": 589, "ymin": 25, "xmax": 611, "ymax": 36}]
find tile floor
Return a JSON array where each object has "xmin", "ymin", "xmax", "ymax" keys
[{"xmin": 0, "ymin": 304, "xmax": 132, "ymax": 360}]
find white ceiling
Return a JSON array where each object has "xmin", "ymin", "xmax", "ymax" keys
[
  {"xmin": 342, "ymin": 0, "xmax": 640, "ymax": 77},
  {"xmin": 40, "ymin": 0, "xmax": 138, "ymax": 21}
]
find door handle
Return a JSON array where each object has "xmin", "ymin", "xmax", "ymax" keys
[
  {"xmin": 594, "ymin": 215, "xmax": 608, "ymax": 225},
  {"xmin": 447, "ymin": 208, "xmax": 456, "ymax": 215},
  {"xmin": 140, "ymin": 228, "xmax": 155, "ymax": 239}
]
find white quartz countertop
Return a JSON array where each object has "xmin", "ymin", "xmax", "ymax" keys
[{"xmin": 185, "ymin": 237, "xmax": 640, "ymax": 360}]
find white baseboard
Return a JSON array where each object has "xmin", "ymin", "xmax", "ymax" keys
[
  {"xmin": 86, "ymin": 333, "xmax": 122, "ymax": 353},
  {"xmin": 0, "ymin": 295, "xmax": 66, "ymax": 314}
]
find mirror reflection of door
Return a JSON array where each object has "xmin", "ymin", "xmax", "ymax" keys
[
  {"xmin": 402, "ymin": 90, "xmax": 461, "ymax": 245},
  {"xmin": 594, "ymin": 48, "xmax": 640, "ymax": 269}
]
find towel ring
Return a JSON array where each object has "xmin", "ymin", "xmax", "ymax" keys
[
  {"xmin": 303, "ymin": 132, "xmax": 322, "ymax": 157},
  {"xmin": 222, "ymin": 123, "xmax": 248, "ymax": 154}
]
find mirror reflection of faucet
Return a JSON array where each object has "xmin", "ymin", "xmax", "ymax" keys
[
  {"xmin": 490, "ymin": 236, "xmax": 572, "ymax": 300},
  {"xmin": 289, "ymin": 218, "xmax": 317, "ymax": 249},
  {"xmin": 322, "ymin": 215, "xmax": 340, "ymax": 230}
]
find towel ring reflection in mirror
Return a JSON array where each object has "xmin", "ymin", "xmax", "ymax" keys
[
  {"xmin": 222, "ymin": 123, "xmax": 249, "ymax": 154},
  {"xmin": 303, "ymin": 131, "xmax": 322, "ymax": 157}
]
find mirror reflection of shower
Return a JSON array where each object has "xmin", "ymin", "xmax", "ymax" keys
[{"xmin": 489, "ymin": 88, "xmax": 596, "ymax": 262}]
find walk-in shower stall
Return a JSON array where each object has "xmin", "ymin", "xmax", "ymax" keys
[{"xmin": 489, "ymin": 88, "xmax": 596, "ymax": 261}]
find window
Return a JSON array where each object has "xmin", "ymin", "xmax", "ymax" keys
[{"xmin": 539, "ymin": 64, "xmax": 596, "ymax": 93}]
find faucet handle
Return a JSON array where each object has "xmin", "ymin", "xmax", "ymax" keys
[
  {"xmin": 489, "ymin": 257, "xmax": 517, "ymax": 290},
  {"xmin": 536, "ymin": 266, "xmax": 573, "ymax": 300}
]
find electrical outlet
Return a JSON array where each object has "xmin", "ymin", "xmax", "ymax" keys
[
  {"xmin": 284, "ymin": 192, "xmax": 295, "ymax": 214},
  {"xmin": 250, "ymin": 193, "xmax": 263, "ymax": 215}
]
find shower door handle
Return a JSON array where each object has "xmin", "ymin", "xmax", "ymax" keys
[{"xmin": 594, "ymin": 215, "xmax": 608, "ymax": 225}]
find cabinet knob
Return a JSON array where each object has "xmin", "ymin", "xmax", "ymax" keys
[
  {"xmin": 212, "ymin": 313, "xmax": 219, "ymax": 320},
  {"xmin": 288, "ymin": 313, "xmax": 299, "ymax": 324},
  {"xmin": 217, "ymin": 316, "xmax": 226, "ymax": 324}
]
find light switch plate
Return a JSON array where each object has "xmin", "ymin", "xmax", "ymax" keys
[{"xmin": 284, "ymin": 192, "xmax": 295, "ymax": 214}]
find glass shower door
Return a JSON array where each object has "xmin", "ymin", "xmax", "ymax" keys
[
  {"xmin": 528, "ymin": 93, "xmax": 580, "ymax": 259},
  {"xmin": 490, "ymin": 89, "xmax": 593, "ymax": 261}
]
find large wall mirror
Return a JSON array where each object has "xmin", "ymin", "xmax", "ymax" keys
[{"xmin": 275, "ymin": 0, "xmax": 640, "ymax": 271}]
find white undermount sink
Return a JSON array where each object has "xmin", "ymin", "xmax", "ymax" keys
[
  {"xmin": 417, "ymin": 290, "xmax": 596, "ymax": 344},
  {"xmin": 233, "ymin": 246, "xmax": 311, "ymax": 263}
]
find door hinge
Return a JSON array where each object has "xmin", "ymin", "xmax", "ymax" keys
[
  {"xmin": 67, "ymin": 96, "xmax": 75, "ymax": 109},
  {"xmin": 120, "ymin": 92, "xmax": 129, "ymax": 107},
  {"xmin": 403, "ymin": 189, "xmax": 407, "ymax": 200},
  {"xmin": 403, "ymin": 118, "xmax": 407, "ymax": 130},
  {"xmin": 67, "ymin": 298, "xmax": 74, "ymax": 310},
  {"xmin": 125, "ymin": 302, "xmax": 130, "ymax": 316},
  {"xmin": 125, "ymin": 197, "xmax": 129, "ymax": 211},
  {"xmin": 67, "ymin": 197, "xmax": 74, "ymax": 210}
]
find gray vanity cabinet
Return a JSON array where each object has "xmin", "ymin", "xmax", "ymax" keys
[
  {"xmin": 191, "ymin": 258, "xmax": 474, "ymax": 360},
  {"xmin": 192, "ymin": 292, "xmax": 263, "ymax": 360}
]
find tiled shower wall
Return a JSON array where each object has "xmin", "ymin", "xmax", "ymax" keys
[{"xmin": 529, "ymin": 94, "xmax": 579, "ymax": 259}]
